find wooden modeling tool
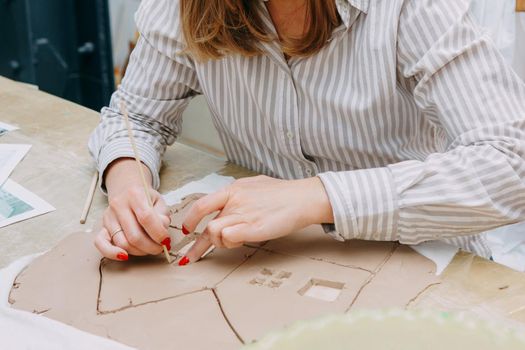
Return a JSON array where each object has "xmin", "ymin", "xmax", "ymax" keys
[
  {"xmin": 80, "ymin": 172, "xmax": 98, "ymax": 224},
  {"xmin": 120, "ymin": 101, "xmax": 171, "ymax": 263},
  {"xmin": 517, "ymin": 0, "xmax": 525, "ymax": 12}
]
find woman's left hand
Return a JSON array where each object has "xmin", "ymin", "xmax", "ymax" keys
[{"xmin": 179, "ymin": 175, "xmax": 334, "ymax": 264}]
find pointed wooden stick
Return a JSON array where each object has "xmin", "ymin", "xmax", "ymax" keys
[
  {"xmin": 120, "ymin": 101, "xmax": 171, "ymax": 263},
  {"xmin": 79, "ymin": 172, "xmax": 98, "ymax": 224}
]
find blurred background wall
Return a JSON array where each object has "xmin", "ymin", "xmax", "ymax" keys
[{"xmin": 0, "ymin": 0, "xmax": 114, "ymax": 111}]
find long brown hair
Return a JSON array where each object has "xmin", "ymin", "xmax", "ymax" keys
[{"xmin": 180, "ymin": 0, "xmax": 340, "ymax": 60}]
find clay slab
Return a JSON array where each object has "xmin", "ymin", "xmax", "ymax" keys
[
  {"xmin": 264, "ymin": 225, "xmax": 396, "ymax": 272},
  {"xmin": 215, "ymin": 249, "xmax": 372, "ymax": 342},
  {"xmin": 97, "ymin": 290, "xmax": 242, "ymax": 350},
  {"xmin": 351, "ymin": 245, "xmax": 441, "ymax": 310},
  {"xmin": 9, "ymin": 195, "xmax": 443, "ymax": 349},
  {"xmin": 99, "ymin": 245, "xmax": 256, "ymax": 313},
  {"xmin": 8, "ymin": 233, "xmax": 242, "ymax": 349},
  {"xmin": 9, "ymin": 232, "xmax": 101, "ymax": 323}
]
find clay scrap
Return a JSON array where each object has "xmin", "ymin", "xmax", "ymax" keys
[{"xmin": 9, "ymin": 194, "xmax": 441, "ymax": 349}]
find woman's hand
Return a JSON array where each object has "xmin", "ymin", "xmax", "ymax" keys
[
  {"xmin": 179, "ymin": 175, "xmax": 334, "ymax": 264},
  {"xmin": 94, "ymin": 158, "xmax": 171, "ymax": 261}
]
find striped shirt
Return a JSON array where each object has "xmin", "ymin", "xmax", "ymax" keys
[{"xmin": 89, "ymin": 0, "xmax": 525, "ymax": 258}]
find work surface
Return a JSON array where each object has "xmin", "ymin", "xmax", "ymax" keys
[
  {"xmin": 2, "ymin": 76, "xmax": 525, "ymax": 345},
  {"xmin": 0, "ymin": 76, "xmax": 249, "ymax": 268}
]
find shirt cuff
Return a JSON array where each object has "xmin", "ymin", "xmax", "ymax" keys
[
  {"xmin": 96, "ymin": 137, "xmax": 162, "ymax": 195},
  {"xmin": 317, "ymin": 167, "xmax": 399, "ymax": 241}
]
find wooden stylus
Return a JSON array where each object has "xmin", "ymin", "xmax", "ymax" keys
[
  {"xmin": 120, "ymin": 101, "xmax": 171, "ymax": 263},
  {"xmin": 79, "ymin": 172, "xmax": 98, "ymax": 224}
]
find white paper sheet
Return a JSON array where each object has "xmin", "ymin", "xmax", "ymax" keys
[
  {"xmin": 0, "ymin": 179, "xmax": 55, "ymax": 228},
  {"xmin": 485, "ymin": 221, "xmax": 525, "ymax": 272},
  {"xmin": 0, "ymin": 144, "xmax": 31, "ymax": 185},
  {"xmin": 162, "ymin": 173, "xmax": 235, "ymax": 206},
  {"xmin": 0, "ymin": 122, "xmax": 19, "ymax": 136},
  {"xmin": 410, "ymin": 241, "xmax": 459, "ymax": 276}
]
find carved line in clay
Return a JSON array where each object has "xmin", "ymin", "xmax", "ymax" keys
[
  {"xmin": 253, "ymin": 245, "xmax": 374, "ymax": 274},
  {"xmin": 91, "ymin": 198, "xmax": 430, "ymax": 342},
  {"xmin": 212, "ymin": 288, "xmax": 245, "ymax": 344},
  {"xmin": 405, "ymin": 283, "xmax": 442, "ymax": 309},
  {"xmin": 345, "ymin": 243, "xmax": 400, "ymax": 313},
  {"xmin": 95, "ymin": 244, "xmax": 260, "ymax": 315}
]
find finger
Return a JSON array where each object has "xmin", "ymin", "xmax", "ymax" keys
[
  {"xmin": 130, "ymin": 194, "xmax": 169, "ymax": 244},
  {"xmin": 223, "ymin": 237, "xmax": 244, "ymax": 249},
  {"xmin": 115, "ymin": 207, "xmax": 164, "ymax": 255},
  {"xmin": 153, "ymin": 191, "xmax": 171, "ymax": 229},
  {"xmin": 183, "ymin": 189, "xmax": 229, "ymax": 234},
  {"xmin": 205, "ymin": 214, "xmax": 243, "ymax": 249},
  {"xmin": 222, "ymin": 223, "xmax": 252, "ymax": 244},
  {"xmin": 182, "ymin": 234, "xmax": 213, "ymax": 264},
  {"xmin": 152, "ymin": 191, "xmax": 170, "ymax": 217},
  {"xmin": 111, "ymin": 231, "xmax": 147, "ymax": 256},
  {"xmin": 103, "ymin": 209, "xmax": 148, "ymax": 256},
  {"xmin": 160, "ymin": 214, "xmax": 170, "ymax": 228},
  {"xmin": 94, "ymin": 227, "xmax": 129, "ymax": 261}
]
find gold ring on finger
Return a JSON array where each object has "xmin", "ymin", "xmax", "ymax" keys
[{"xmin": 111, "ymin": 228, "xmax": 123, "ymax": 241}]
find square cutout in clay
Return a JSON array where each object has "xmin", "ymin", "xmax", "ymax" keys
[{"xmin": 298, "ymin": 279, "xmax": 345, "ymax": 302}]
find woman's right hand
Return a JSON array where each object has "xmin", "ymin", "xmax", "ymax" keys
[{"xmin": 94, "ymin": 158, "xmax": 171, "ymax": 261}]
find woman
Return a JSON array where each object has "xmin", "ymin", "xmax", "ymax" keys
[{"xmin": 90, "ymin": 0, "xmax": 525, "ymax": 264}]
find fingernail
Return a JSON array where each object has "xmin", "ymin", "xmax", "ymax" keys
[
  {"xmin": 178, "ymin": 256, "xmax": 190, "ymax": 266},
  {"xmin": 182, "ymin": 225, "xmax": 190, "ymax": 235},
  {"xmin": 117, "ymin": 253, "xmax": 128, "ymax": 261},
  {"xmin": 161, "ymin": 237, "xmax": 171, "ymax": 246},
  {"xmin": 166, "ymin": 243, "xmax": 172, "ymax": 251}
]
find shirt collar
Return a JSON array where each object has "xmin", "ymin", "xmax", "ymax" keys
[
  {"xmin": 262, "ymin": 0, "xmax": 369, "ymax": 29},
  {"xmin": 335, "ymin": 0, "xmax": 370, "ymax": 28}
]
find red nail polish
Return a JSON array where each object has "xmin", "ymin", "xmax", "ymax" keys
[
  {"xmin": 178, "ymin": 256, "xmax": 190, "ymax": 266},
  {"xmin": 166, "ymin": 244, "xmax": 172, "ymax": 251},
  {"xmin": 161, "ymin": 237, "xmax": 171, "ymax": 246},
  {"xmin": 182, "ymin": 225, "xmax": 190, "ymax": 235},
  {"xmin": 117, "ymin": 253, "xmax": 128, "ymax": 261}
]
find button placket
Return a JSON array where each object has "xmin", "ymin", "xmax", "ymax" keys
[{"xmin": 279, "ymin": 68, "xmax": 318, "ymax": 179}]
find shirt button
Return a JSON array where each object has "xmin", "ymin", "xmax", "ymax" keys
[
  {"xmin": 286, "ymin": 131, "xmax": 294, "ymax": 140},
  {"xmin": 305, "ymin": 168, "xmax": 312, "ymax": 176}
]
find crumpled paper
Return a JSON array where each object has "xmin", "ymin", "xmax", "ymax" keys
[{"xmin": 485, "ymin": 221, "xmax": 525, "ymax": 272}]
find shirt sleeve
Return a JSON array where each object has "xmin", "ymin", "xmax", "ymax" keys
[
  {"xmin": 88, "ymin": 0, "xmax": 200, "ymax": 193},
  {"xmin": 318, "ymin": 0, "xmax": 525, "ymax": 248}
]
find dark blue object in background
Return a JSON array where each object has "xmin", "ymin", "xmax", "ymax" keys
[{"xmin": 0, "ymin": 0, "xmax": 115, "ymax": 112}]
